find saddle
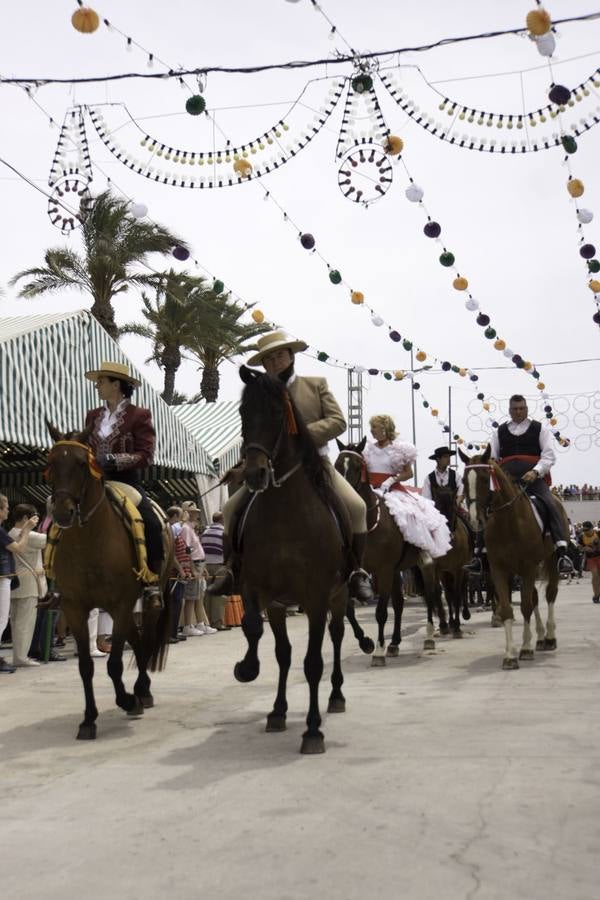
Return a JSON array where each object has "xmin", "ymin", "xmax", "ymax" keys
[{"xmin": 44, "ymin": 482, "xmax": 167, "ymax": 584}]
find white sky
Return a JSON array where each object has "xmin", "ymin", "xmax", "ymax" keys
[{"xmin": 1, "ymin": 0, "xmax": 599, "ymax": 485}]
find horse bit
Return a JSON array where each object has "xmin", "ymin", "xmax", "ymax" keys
[{"xmin": 242, "ymin": 422, "xmax": 301, "ymax": 493}]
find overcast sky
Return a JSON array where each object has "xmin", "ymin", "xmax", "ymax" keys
[{"xmin": 1, "ymin": 0, "xmax": 599, "ymax": 484}]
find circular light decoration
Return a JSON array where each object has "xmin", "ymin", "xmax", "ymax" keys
[
  {"xmin": 384, "ymin": 135, "xmax": 404, "ymax": 156},
  {"xmin": 423, "ymin": 221, "xmax": 441, "ymax": 238},
  {"xmin": 577, "ymin": 208, "xmax": 594, "ymax": 224},
  {"xmin": 130, "ymin": 202, "xmax": 148, "ymax": 218},
  {"xmin": 71, "ymin": 6, "xmax": 100, "ymax": 33},
  {"xmin": 536, "ymin": 32, "xmax": 556, "ymax": 56},
  {"xmin": 338, "ymin": 145, "xmax": 393, "ymax": 205},
  {"xmin": 371, "ymin": 315, "xmax": 384, "ymax": 326},
  {"xmin": 526, "ymin": 8, "xmax": 552, "ymax": 35},
  {"xmin": 233, "ymin": 158, "xmax": 252, "ymax": 177},
  {"xmin": 567, "ymin": 178, "xmax": 584, "ymax": 198},
  {"xmin": 549, "ymin": 84, "xmax": 571, "ymax": 106},
  {"xmin": 561, "ymin": 135, "xmax": 577, "ymax": 154},
  {"xmin": 351, "ymin": 291, "xmax": 364, "ymax": 305},
  {"xmin": 352, "ymin": 74, "xmax": 373, "ymax": 94},
  {"xmin": 329, "ymin": 269, "xmax": 342, "ymax": 284},
  {"xmin": 588, "ymin": 260, "xmax": 600, "ymax": 273},
  {"xmin": 300, "ymin": 233, "xmax": 315, "ymax": 250},
  {"xmin": 172, "ymin": 245, "xmax": 190, "ymax": 261},
  {"xmin": 405, "ymin": 184, "xmax": 424, "ymax": 203},
  {"xmin": 453, "ymin": 276, "xmax": 468, "ymax": 291},
  {"xmin": 186, "ymin": 95, "xmax": 206, "ymax": 116},
  {"xmin": 251, "ymin": 310, "xmax": 265, "ymax": 323},
  {"xmin": 439, "ymin": 251, "xmax": 455, "ymax": 267},
  {"xmin": 213, "ymin": 279, "xmax": 224, "ymax": 293},
  {"xmin": 580, "ymin": 244, "xmax": 596, "ymax": 259},
  {"xmin": 47, "ymin": 174, "xmax": 92, "ymax": 234}
]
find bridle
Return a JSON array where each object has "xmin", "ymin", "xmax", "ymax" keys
[
  {"xmin": 338, "ymin": 448, "xmax": 381, "ymax": 532},
  {"xmin": 45, "ymin": 440, "xmax": 106, "ymax": 528},
  {"xmin": 463, "ymin": 462, "xmax": 529, "ymax": 520},
  {"xmin": 242, "ymin": 414, "xmax": 301, "ymax": 493}
]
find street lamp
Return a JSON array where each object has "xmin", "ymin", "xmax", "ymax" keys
[{"xmin": 409, "ymin": 347, "xmax": 433, "ymax": 487}]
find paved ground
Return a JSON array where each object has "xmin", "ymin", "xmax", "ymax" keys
[{"xmin": 2, "ymin": 577, "xmax": 599, "ymax": 900}]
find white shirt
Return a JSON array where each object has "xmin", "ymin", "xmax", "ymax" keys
[
  {"xmin": 421, "ymin": 467, "xmax": 464, "ymax": 500},
  {"xmin": 98, "ymin": 399, "xmax": 129, "ymax": 439},
  {"xmin": 489, "ymin": 418, "xmax": 555, "ymax": 477}
]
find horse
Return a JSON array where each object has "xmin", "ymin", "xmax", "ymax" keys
[
  {"xmin": 459, "ymin": 445, "xmax": 563, "ymax": 669},
  {"xmin": 45, "ymin": 425, "xmax": 173, "ymax": 739},
  {"xmin": 429, "ymin": 489, "xmax": 471, "ymax": 637},
  {"xmin": 232, "ymin": 366, "xmax": 359, "ymax": 754},
  {"xmin": 334, "ymin": 438, "xmax": 447, "ymax": 665}
]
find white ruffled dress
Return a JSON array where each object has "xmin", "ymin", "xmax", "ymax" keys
[{"xmin": 363, "ymin": 440, "xmax": 452, "ymax": 558}]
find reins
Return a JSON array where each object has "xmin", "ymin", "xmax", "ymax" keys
[
  {"xmin": 464, "ymin": 463, "xmax": 530, "ymax": 517},
  {"xmin": 45, "ymin": 440, "xmax": 107, "ymax": 528}
]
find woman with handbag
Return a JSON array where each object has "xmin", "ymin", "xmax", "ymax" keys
[
  {"xmin": 8, "ymin": 503, "xmax": 48, "ymax": 667},
  {"xmin": 0, "ymin": 494, "xmax": 39, "ymax": 673}
]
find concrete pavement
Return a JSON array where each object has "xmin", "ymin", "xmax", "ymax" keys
[{"xmin": 1, "ymin": 577, "xmax": 599, "ymax": 900}]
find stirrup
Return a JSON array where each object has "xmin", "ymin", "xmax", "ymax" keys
[
  {"xmin": 349, "ymin": 568, "xmax": 374, "ymax": 602},
  {"xmin": 463, "ymin": 557, "xmax": 483, "ymax": 574},
  {"xmin": 143, "ymin": 584, "xmax": 163, "ymax": 610},
  {"xmin": 206, "ymin": 566, "xmax": 235, "ymax": 596},
  {"xmin": 557, "ymin": 555, "xmax": 573, "ymax": 575}
]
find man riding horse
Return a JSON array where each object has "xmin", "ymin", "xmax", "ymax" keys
[
  {"xmin": 464, "ymin": 394, "xmax": 573, "ymax": 576},
  {"xmin": 207, "ymin": 331, "xmax": 373, "ymax": 602},
  {"xmin": 84, "ymin": 361, "xmax": 165, "ymax": 608},
  {"xmin": 421, "ymin": 446, "xmax": 464, "ymax": 524}
]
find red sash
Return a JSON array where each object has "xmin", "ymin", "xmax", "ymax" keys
[
  {"xmin": 368, "ymin": 472, "xmax": 407, "ymax": 493},
  {"xmin": 499, "ymin": 454, "xmax": 551, "ymax": 486}
]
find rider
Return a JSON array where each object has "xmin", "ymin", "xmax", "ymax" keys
[
  {"xmin": 363, "ymin": 416, "xmax": 452, "ymax": 563},
  {"xmin": 464, "ymin": 393, "xmax": 573, "ymax": 575},
  {"xmin": 421, "ymin": 446, "xmax": 464, "ymax": 511},
  {"xmin": 206, "ymin": 331, "xmax": 373, "ymax": 601},
  {"xmin": 84, "ymin": 361, "xmax": 164, "ymax": 608}
]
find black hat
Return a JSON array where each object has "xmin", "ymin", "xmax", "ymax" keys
[{"xmin": 429, "ymin": 446, "xmax": 456, "ymax": 461}]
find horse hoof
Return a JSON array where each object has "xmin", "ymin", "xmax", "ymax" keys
[
  {"xmin": 535, "ymin": 639, "xmax": 545, "ymax": 651},
  {"xmin": 76, "ymin": 723, "xmax": 97, "ymax": 741},
  {"xmin": 265, "ymin": 715, "xmax": 286, "ymax": 732},
  {"xmin": 519, "ymin": 649, "xmax": 534, "ymax": 661},
  {"xmin": 138, "ymin": 694, "xmax": 154, "ymax": 709},
  {"xmin": 127, "ymin": 696, "xmax": 145, "ymax": 717},
  {"xmin": 386, "ymin": 644, "xmax": 400, "ymax": 657},
  {"xmin": 359, "ymin": 636, "xmax": 375, "ymax": 655},
  {"xmin": 234, "ymin": 661, "xmax": 260, "ymax": 683},
  {"xmin": 462, "ymin": 607, "xmax": 471, "ymax": 621},
  {"xmin": 300, "ymin": 732, "xmax": 325, "ymax": 755},
  {"xmin": 502, "ymin": 657, "xmax": 519, "ymax": 670},
  {"xmin": 327, "ymin": 697, "xmax": 346, "ymax": 713},
  {"xmin": 542, "ymin": 638, "xmax": 557, "ymax": 651},
  {"xmin": 371, "ymin": 654, "xmax": 386, "ymax": 667},
  {"xmin": 439, "ymin": 623, "xmax": 450, "ymax": 636},
  {"xmin": 423, "ymin": 639, "xmax": 436, "ymax": 651},
  {"xmin": 452, "ymin": 630, "xmax": 463, "ymax": 639}
]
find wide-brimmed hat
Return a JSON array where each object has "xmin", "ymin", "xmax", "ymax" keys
[
  {"xmin": 246, "ymin": 331, "xmax": 308, "ymax": 367},
  {"xmin": 84, "ymin": 360, "xmax": 141, "ymax": 387},
  {"xmin": 181, "ymin": 500, "xmax": 201, "ymax": 514},
  {"xmin": 429, "ymin": 446, "xmax": 456, "ymax": 461}
]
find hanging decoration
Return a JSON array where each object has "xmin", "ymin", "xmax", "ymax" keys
[
  {"xmin": 47, "ymin": 107, "xmax": 93, "ymax": 233},
  {"xmin": 71, "ymin": 4, "xmax": 100, "ymax": 33},
  {"xmin": 86, "ymin": 80, "xmax": 345, "ymax": 189},
  {"xmin": 379, "ymin": 65, "xmax": 600, "ymax": 154}
]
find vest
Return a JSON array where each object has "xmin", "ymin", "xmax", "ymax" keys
[
  {"xmin": 498, "ymin": 420, "xmax": 542, "ymax": 479},
  {"xmin": 428, "ymin": 468, "xmax": 457, "ymax": 496},
  {"xmin": 429, "ymin": 468, "xmax": 457, "ymax": 523}
]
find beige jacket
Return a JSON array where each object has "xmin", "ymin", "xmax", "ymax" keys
[
  {"xmin": 288, "ymin": 376, "xmax": 346, "ymax": 449},
  {"xmin": 9, "ymin": 529, "xmax": 47, "ymax": 599}
]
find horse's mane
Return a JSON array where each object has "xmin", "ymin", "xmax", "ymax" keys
[{"xmin": 240, "ymin": 373, "xmax": 334, "ymax": 507}]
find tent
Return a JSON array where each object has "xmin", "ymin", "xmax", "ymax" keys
[{"xmin": 0, "ymin": 309, "xmax": 217, "ymax": 513}]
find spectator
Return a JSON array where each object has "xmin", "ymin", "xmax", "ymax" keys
[
  {"xmin": 201, "ymin": 512, "xmax": 231, "ymax": 631},
  {"xmin": 180, "ymin": 502, "xmax": 216, "ymax": 636},
  {"xmin": 0, "ymin": 494, "xmax": 39, "ymax": 674},
  {"xmin": 167, "ymin": 506, "xmax": 191, "ymax": 643},
  {"xmin": 8, "ymin": 503, "xmax": 48, "ymax": 667},
  {"xmin": 577, "ymin": 521, "xmax": 600, "ymax": 603}
]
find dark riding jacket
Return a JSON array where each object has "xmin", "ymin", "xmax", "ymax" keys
[{"xmin": 85, "ymin": 401, "xmax": 155, "ymax": 487}]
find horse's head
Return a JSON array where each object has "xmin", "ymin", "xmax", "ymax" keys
[
  {"xmin": 239, "ymin": 366, "xmax": 296, "ymax": 493},
  {"xmin": 334, "ymin": 436, "xmax": 367, "ymax": 490},
  {"xmin": 458, "ymin": 444, "xmax": 492, "ymax": 531},
  {"xmin": 45, "ymin": 422, "xmax": 99, "ymax": 528}
]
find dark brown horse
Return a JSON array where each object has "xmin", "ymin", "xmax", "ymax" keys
[
  {"xmin": 459, "ymin": 446, "xmax": 561, "ymax": 669},
  {"xmin": 429, "ymin": 489, "xmax": 471, "ymax": 637},
  {"xmin": 45, "ymin": 426, "xmax": 172, "ymax": 739},
  {"xmin": 233, "ymin": 367, "xmax": 355, "ymax": 754},
  {"xmin": 335, "ymin": 438, "xmax": 447, "ymax": 665}
]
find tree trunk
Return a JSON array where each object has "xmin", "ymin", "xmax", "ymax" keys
[
  {"xmin": 91, "ymin": 299, "xmax": 118, "ymax": 341},
  {"xmin": 200, "ymin": 366, "xmax": 220, "ymax": 403},
  {"xmin": 162, "ymin": 365, "xmax": 177, "ymax": 405}
]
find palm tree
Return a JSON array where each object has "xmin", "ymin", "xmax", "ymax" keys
[
  {"xmin": 10, "ymin": 191, "xmax": 186, "ymax": 341},
  {"xmin": 185, "ymin": 291, "xmax": 270, "ymax": 402}
]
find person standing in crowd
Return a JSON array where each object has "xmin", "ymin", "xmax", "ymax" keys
[
  {"xmin": 201, "ymin": 512, "xmax": 231, "ymax": 631},
  {"xmin": 180, "ymin": 502, "xmax": 216, "ymax": 636},
  {"xmin": 167, "ymin": 506, "xmax": 191, "ymax": 643},
  {"xmin": 8, "ymin": 504, "xmax": 48, "ymax": 667},
  {"xmin": 577, "ymin": 521, "xmax": 600, "ymax": 603},
  {"xmin": 0, "ymin": 495, "xmax": 39, "ymax": 674}
]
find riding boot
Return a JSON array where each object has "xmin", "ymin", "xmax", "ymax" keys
[
  {"xmin": 143, "ymin": 560, "xmax": 163, "ymax": 610},
  {"xmin": 205, "ymin": 535, "xmax": 240, "ymax": 596},
  {"xmin": 464, "ymin": 533, "xmax": 485, "ymax": 574},
  {"xmin": 348, "ymin": 533, "xmax": 374, "ymax": 602},
  {"xmin": 555, "ymin": 544, "xmax": 574, "ymax": 576}
]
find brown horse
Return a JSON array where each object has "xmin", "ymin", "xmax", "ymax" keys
[
  {"xmin": 335, "ymin": 438, "xmax": 447, "ymax": 665},
  {"xmin": 429, "ymin": 489, "xmax": 471, "ymax": 637},
  {"xmin": 459, "ymin": 445, "xmax": 562, "ymax": 669},
  {"xmin": 232, "ymin": 366, "xmax": 358, "ymax": 754},
  {"xmin": 45, "ymin": 426, "xmax": 172, "ymax": 739}
]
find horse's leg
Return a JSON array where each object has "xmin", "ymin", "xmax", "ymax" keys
[
  {"xmin": 518, "ymin": 575, "xmax": 536, "ymax": 661},
  {"xmin": 301, "ymin": 608, "xmax": 327, "ymax": 754},
  {"xmin": 128, "ymin": 619, "xmax": 154, "ymax": 709},
  {"xmin": 386, "ymin": 570, "xmax": 405, "ymax": 657},
  {"xmin": 265, "ymin": 605, "xmax": 291, "ymax": 732},
  {"xmin": 345, "ymin": 593, "xmax": 374, "ymax": 655},
  {"xmin": 421, "ymin": 564, "xmax": 437, "ymax": 651},
  {"xmin": 492, "ymin": 570, "xmax": 518, "ymax": 669},
  {"xmin": 448, "ymin": 573, "xmax": 464, "ymax": 638},
  {"xmin": 371, "ymin": 591, "xmax": 389, "ymax": 666},
  {"xmin": 533, "ymin": 586, "xmax": 546, "ymax": 649},
  {"xmin": 106, "ymin": 628, "xmax": 145, "ymax": 717},
  {"xmin": 328, "ymin": 598, "xmax": 346, "ymax": 713},
  {"xmin": 234, "ymin": 591, "xmax": 263, "ymax": 683},
  {"xmin": 434, "ymin": 578, "xmax": 450, "ymax": 636},
  {"xmin": 68, "ymin": 609, "xmax": 99, "ymax": 740},
  {"xmin": 542, "ymin": 565, "xmax": 559, "ymax": 651}
]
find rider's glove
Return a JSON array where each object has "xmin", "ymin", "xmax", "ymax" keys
[{"xmin": 97, "ymin": 452, "xmax": 118, "ymax": 474}]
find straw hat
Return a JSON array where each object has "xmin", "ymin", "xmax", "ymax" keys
[
  {"xmin": 84, "ymin": 360, "xmax": 141, "ymax": 387},
  {"xmin": 181, "ymin": 500, "xmax": 201, "ymax": 514},
  {"xmin": 246, "ymin": 331, "xmax": 308, "ymax": 367}
]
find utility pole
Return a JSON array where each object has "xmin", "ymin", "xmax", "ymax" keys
[
  {"xmin": 347, "ymin": 368, "xmax": 364, "ymax": 444},
  {"xmin": 410, "ymin": 348, "xmax": 418, "ymax": 487},
  {"xmin": 448, "ymin": 385, "xmax": 452, "ymax": 450}
]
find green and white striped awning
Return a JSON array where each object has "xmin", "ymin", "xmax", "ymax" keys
[
  {"xmin": 173, "ymin": 399, "xmax": 242, "ymax": 475},
  {"xmin": 0, "ymin": 309, "xmax": 216, "ymax": 483}
]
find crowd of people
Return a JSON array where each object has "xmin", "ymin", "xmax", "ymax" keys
[
  {"xmin": 0, "ymin": 496, "xmax": 238, "ymax": 674},
  {"xmin": 553, "ymin": 484, "xmax": 600, "ymax": 501}
]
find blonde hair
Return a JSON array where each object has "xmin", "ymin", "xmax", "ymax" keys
[{"xmin": 369, "ymin": 415, "xmax": 397, "ymax": 440}]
